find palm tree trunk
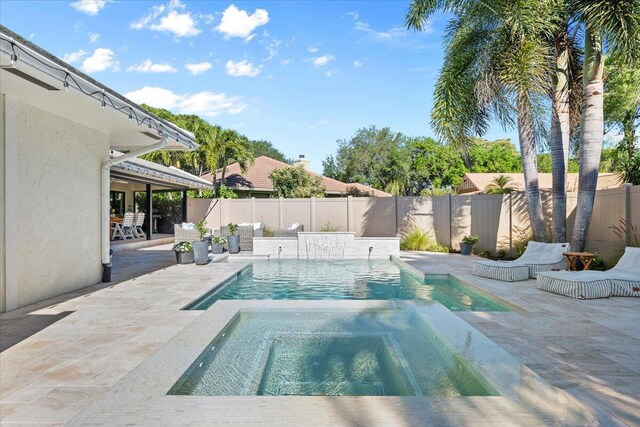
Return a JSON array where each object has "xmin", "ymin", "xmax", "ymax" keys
[
  {"xmin": 517, "ymin": 94, "xmax": 547, "ymax": 242},
  {"xmin": 551, "ymin": 29, "xmax": 571, "ymax": 242},
  {"xmin": 571, "ymin": 30, "xmax": 604, "ymax": 251}
]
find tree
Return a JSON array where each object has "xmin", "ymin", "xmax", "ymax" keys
[
  {"xmin": 250, "ymin": 140, "xmax": 291, "ymax": 163},
  {"xmin": 571, "ymin": 0, "xmax": 640, "ymax": 250},
  {"xmin": 326, "ymin": 126, "xmax": 411, "ymax": 194},
  {"xmin": 206, "ymin": 129, "xmax": 254, "ymax": 192},
  {"xmin": 269, "ymin": 167, "xmax": 325, "ymax": 198},
  {"xmin": 538, "ymin": 153, "xmax": 579, "ymax": 173},
  {"xmin": 604, "ymin": 58, "xmax": 640, "ymax": 184},
  {"xmin": 408, "ymin": 137, "xmax": 467, "ymax": 192},
  {"xmin": 407, "ymin": 0, "xmax": 553, "ymax": 241},
  {"xmin": 466, "ymin": 139, "xmax": 522, "ymax": 173},
  {"xmin": 484, "ymin": 175, "xmax": 517, "ymax": 194}
]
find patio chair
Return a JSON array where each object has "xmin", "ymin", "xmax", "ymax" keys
[
  {"xmin": 133, "ymin": 212, "xmax": 146, "ymax": 239},
  {"xmin": 274, "ymin": 223, "xmax": 304, "ymax": 237},
  {"xmin": 119, "ymin": 212, "xmax": 136, "ymax": 240},
  {"xmin": 473, "ymin": 241, "xmax": 570, "ymax": 282},
  {"xmin": 174, "ymin": 223, "xmax": 211, "ymax": 243},
  {"xmin": 220, "ymin": 223, "xmax": 263, "ymax": 251},
  {"xmin": 537, "ymin": 247, "xmax": 640, "ymax": 299}
]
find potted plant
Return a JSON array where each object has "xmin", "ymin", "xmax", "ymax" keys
[
  {"xmin": 227, "ymin": 223, "xmax": 240, "ymax": 254},
  {"xmin": 192, "ymin": 219, "xmax": 210, "ymax": 265},
  {"xmin": 460, "ymin": 235, "xmax": 479, "ymax": 256},
  {"xmin": 211, "ymin": 235, "xmax": 226, "ymax": 254},
  {"xmin": 173, "ymin": 242, "xmax": 194, "ymax": 264}
]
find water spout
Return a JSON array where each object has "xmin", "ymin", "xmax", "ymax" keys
[
  {"xmin": 278, "ymin": 246, "xmax": 282, "ymax": 260},
  {"xmin": 368, "ymin": 246, "xmax": 373, "ymax": 260}
]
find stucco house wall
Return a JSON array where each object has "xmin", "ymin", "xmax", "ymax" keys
[{"xmin": 1, "ymin": 95, "xmax": 108, "ymax": 312}]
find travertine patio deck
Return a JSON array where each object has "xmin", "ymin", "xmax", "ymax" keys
[{"xmin": 0, "ymin": 247, "xmax": 638, "ymax": 425}]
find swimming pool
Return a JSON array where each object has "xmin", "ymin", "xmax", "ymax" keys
[
  {"xmin": 186, "ymin": 259, "xmax": 511, "ymax": 312},
  {"xmin": 169, "ymin": 307, "xmax": 499, "ymax": 396}
]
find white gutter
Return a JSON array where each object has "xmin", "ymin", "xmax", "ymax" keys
[{"xmin": 101, "ymin": 135, "xmax": 169, "ymax": 267}]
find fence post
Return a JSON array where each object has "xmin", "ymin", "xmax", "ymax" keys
[
  {"xmin": 624, "ymin": 183, "xmax": 632, "ymax": 246},
  {"xmin": 220, "ymin": 198, "xmax": 225, "ymax": 229},
  {"xmin": 509, "ymin": 192, "xmax": 513, "ymax": 253},
  {"xmin": 251, "ymin": 197, "xmax": 256, "ymax": 223},
  {"xmin": 347, "ymin": 196, "xmax": 353, "ymax": 232},
  {"xmin": 394, "ymin": 196, "xmax": 399, "ymax": 235},
  {"xmin": 310, "ymin": 197, "xmax": 316, "ymax": 231},
  {"xmin": 447, "ymin": 193, "xmax": 452, "ymax": 247},
  {"xmin": 279, "ymin": 197, "xmax": 284, "ymax": 229}
]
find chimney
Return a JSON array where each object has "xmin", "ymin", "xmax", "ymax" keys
[{"xmin": 293, "ymin": 154, "xmax": 311, "ymax": 171}]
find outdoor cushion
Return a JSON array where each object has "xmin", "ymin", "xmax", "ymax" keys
[
  {"xmin": 181, "ymin": 222, "xmax": 195, "ymax": 230},
  {"xmin": 473, "ymin": 260, "xmax": 530, "ymax": 282},
  {"xmin": 536, "ymin": 271, "xmax": 612, "ymax": 299},
  {"xmin": 607, "ymin": 247, "xmax": 640, "ymax": 297},
  {"xmin": 472, "ymin": 242, "xmax": 569, "ymax": 281},
  {"xmin": 287, "ymin": 223, "xmax": 300, "ymax": 230}
]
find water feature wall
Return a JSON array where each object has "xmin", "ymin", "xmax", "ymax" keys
[{"xmin": 253, "ymin": 232, "xmax": 400, "ymax": 259}]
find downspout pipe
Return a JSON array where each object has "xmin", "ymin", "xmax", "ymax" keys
[{"xmin": 100, "ymin": 135, "xmax": 169, "ymax": 280}]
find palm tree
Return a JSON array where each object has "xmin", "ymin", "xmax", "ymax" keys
[
  {"xmin": 406, "ymin": 0, "xmax": 552, "ymax": 241},
  {"xmin": 484, "ymin": 175, "xmax": 517, "ymax": 194},
  {"xmin": 205, "ymin": 129, "xmax": 254, "ymax": 193},
  {"xmin": 570, "ymin": 0, "xmax": 640, "ymax": 251}
]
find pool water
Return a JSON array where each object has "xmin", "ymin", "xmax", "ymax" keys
[
  {"xmin": 187, "ymin": 260, "xmax": 510, "ymax": 312},
  {"xmin": 169, "ymin": 308, "xmax": 499, "ymax": 397}
]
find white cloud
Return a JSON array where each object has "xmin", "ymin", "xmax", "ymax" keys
[
  {"xmin": 81, "ymin": 48, "xmax": 119, "ymax": 72},
  {"xmin": 353, "ymin": 60, "xmax": 363, "ymax": 67},
  {"xmin": 309, "ymin": 119, "xmax": 329, "ymax": 128},
  {"xmin": 281, "ymin": 58, "xmax": 292, "ymax": 65},
  {"xmin": 185, "ymin": 61, "xmax": 212, "ymax": 75},
  {"xmin": 225, "ymin": 59, "xmax": 261, "ymax": 77},
  {"xmin": 216, "ymin": 4, "xmax": 269, "ymax": 40},
  {"xmin": 307, "ymin": 46, "xmax": 318, "ymax": 53},
  {"xmin": 125, "ymin": 86, "xmax": 246, "ymax": 117},
  {"xmin": 324, "ymin": 70, "xmax": 336, "ymax": 77},
  {"xmin": 127, "ymin": 59, "xmax": 177, "ymax": 73},
  {"xmin": 70, "ymin": 0, "xmax": 110, "ymax": 16},
  {"xmin": 353, "ymin": 18, "xmax": 433, "ymax": 47},
  {"xmin": 347, "ymin": 11, "xmax": 359, "ymax": 21},
  {"xmin": 265, "ymin": 39, "xmax": 281, "ymax": 60},
  {"xmin": 310, "ymin": 54, "xmax": 335, "ymax": 67},
  {"xmin": 131, "ymin": 0, "xmax": 200, "ymax": 38},
  {"xmin": 87, "ymin": 32, "xmax": 100, "ymax": 43},
  {"xmin": 63, "ymin": 49, "xmax": 88, "ymax": 63}
]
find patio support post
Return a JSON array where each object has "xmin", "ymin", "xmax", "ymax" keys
[
  {"xmin": 144, "ymin": 184, "xmax": 153, "ymax": 240},
  {"xmin": 182, "ymin": 190, "xmax": 188, "ymax": 223},
  {"xmin": 146, "ymin": 184, "xmax": 152, "ymax": 240},
  {"xmin": 100, "ymin": 136, "xmax": 168, "ymax": 279}
]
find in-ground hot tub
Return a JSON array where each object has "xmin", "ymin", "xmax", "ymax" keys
[{"xmin": 170, "ymin": 304, "xmax": 506, "ymax": 397}]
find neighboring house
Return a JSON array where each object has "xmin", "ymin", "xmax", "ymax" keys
[
  {"xmin": 200, "ymin": 155, "xmax": 390, "ymax": 198},
  {"xmin": 458, "ymin": 173, "xmax": 622, "ymax": 194},
  {"xmin": 0, "ymin": 26, "xmax": 210, "ymax": 313}
]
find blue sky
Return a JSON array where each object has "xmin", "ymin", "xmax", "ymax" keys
[{"xmin": 1, "ymin": 0, "xmax": 518, "ymax": 172}]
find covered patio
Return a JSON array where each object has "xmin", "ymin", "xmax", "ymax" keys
[{"xmin": 108, "ymin": 152, "xmax": 211, "ymax": 252}]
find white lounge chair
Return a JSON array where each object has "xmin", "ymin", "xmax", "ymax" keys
[
  {"xmin": 133, "ymin": 212, "xmax": 146, "ymax": 239},
  {"xmin": 473, "ymin": 241, "xmax": 570, "ymax": 282},
  {"xmin": 537, "ymin": 247, "xmax": 640, "ymax": 299},
  {"xmin": 120, "ymin": 212, "xmax": 135, "ymax": 240}
]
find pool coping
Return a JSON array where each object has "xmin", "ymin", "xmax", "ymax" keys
[{"xmin": 68, "ymin": 300, "xmax": 593, "ymax": 426}]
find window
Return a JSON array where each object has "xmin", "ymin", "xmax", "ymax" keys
[{"xmin": 110, "ymin": 191, "xmax": 125, "ymax": 216}]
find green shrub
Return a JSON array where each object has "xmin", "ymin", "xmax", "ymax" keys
[
  {"xmin": 400, "ymin": 226, "xmax": 449, "ymax": 252},
  {"xmin": 320, "ymin": 221, "xmax": 341, "ymax": 232},
  {"xmin": 589, "ymin": 257, "xmax": 609, "ymax": 271},
  {"xmin": 173, "ymin": 241, "xmax": 193, "ymax": 252},
  {"xmin": 462, "ymin": 235, "xmax": 479, "ymax": 245}
]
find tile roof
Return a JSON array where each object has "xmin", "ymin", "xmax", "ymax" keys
[
  {"xmin": 200, "ymin": 156, "xmax": 390, "ymax": 196},
  {"xmin": 459, "ymin": 173, "xmax": 622, "ymax": 194}
]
